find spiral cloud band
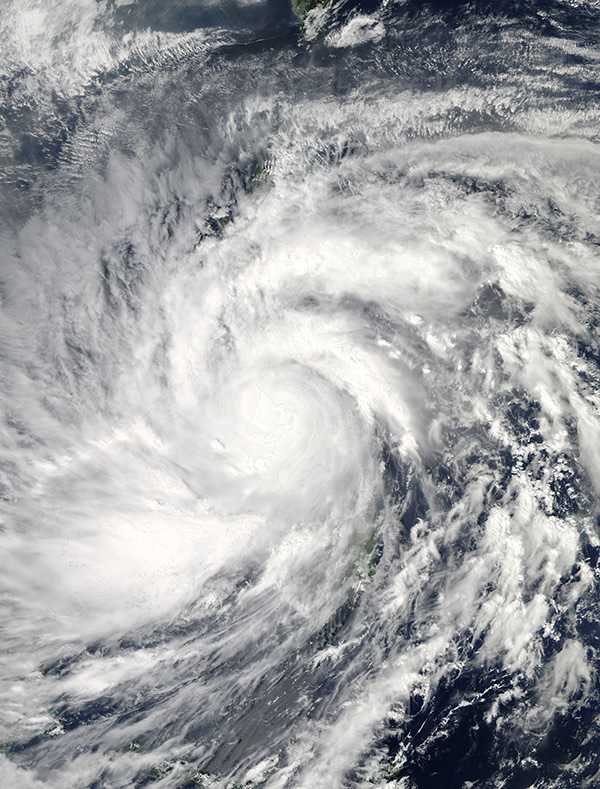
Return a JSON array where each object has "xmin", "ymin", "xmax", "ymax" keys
[{"xmin": 1, "ymin": 1, "xmax": 600, "ymax": 787}]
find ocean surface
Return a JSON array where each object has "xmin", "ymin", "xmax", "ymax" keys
[{"xmin": 2, "ymin": 1, "xmax": 600, "ymax": 787}]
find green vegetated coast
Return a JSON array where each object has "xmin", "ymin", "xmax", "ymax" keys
[{"xmin": 291, "ymin": 0, "xmax": 329, "ymax": 22}]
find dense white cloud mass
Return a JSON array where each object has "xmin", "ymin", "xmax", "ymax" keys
[{"xmin": 1, "ymin": 1, "xmax": 600, "ymax": 787}]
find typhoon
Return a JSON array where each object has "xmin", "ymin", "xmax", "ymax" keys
[{"xmin": 1, "ymin": 0, "xmax": 600, "ymax": 787}]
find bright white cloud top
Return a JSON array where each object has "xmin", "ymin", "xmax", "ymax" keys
[{"xmin": 1, "ymin": 1, "xmax": 600, "ymax": 787}]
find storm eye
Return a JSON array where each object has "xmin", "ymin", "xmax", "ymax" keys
[{"xmin": 1, "ymin": 1, "xmax": 598, "ymax": 787}]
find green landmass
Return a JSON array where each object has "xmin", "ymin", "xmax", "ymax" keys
[{"xmin": 291, "ymin": 0, "xmax": 329, "ymax": 22}]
